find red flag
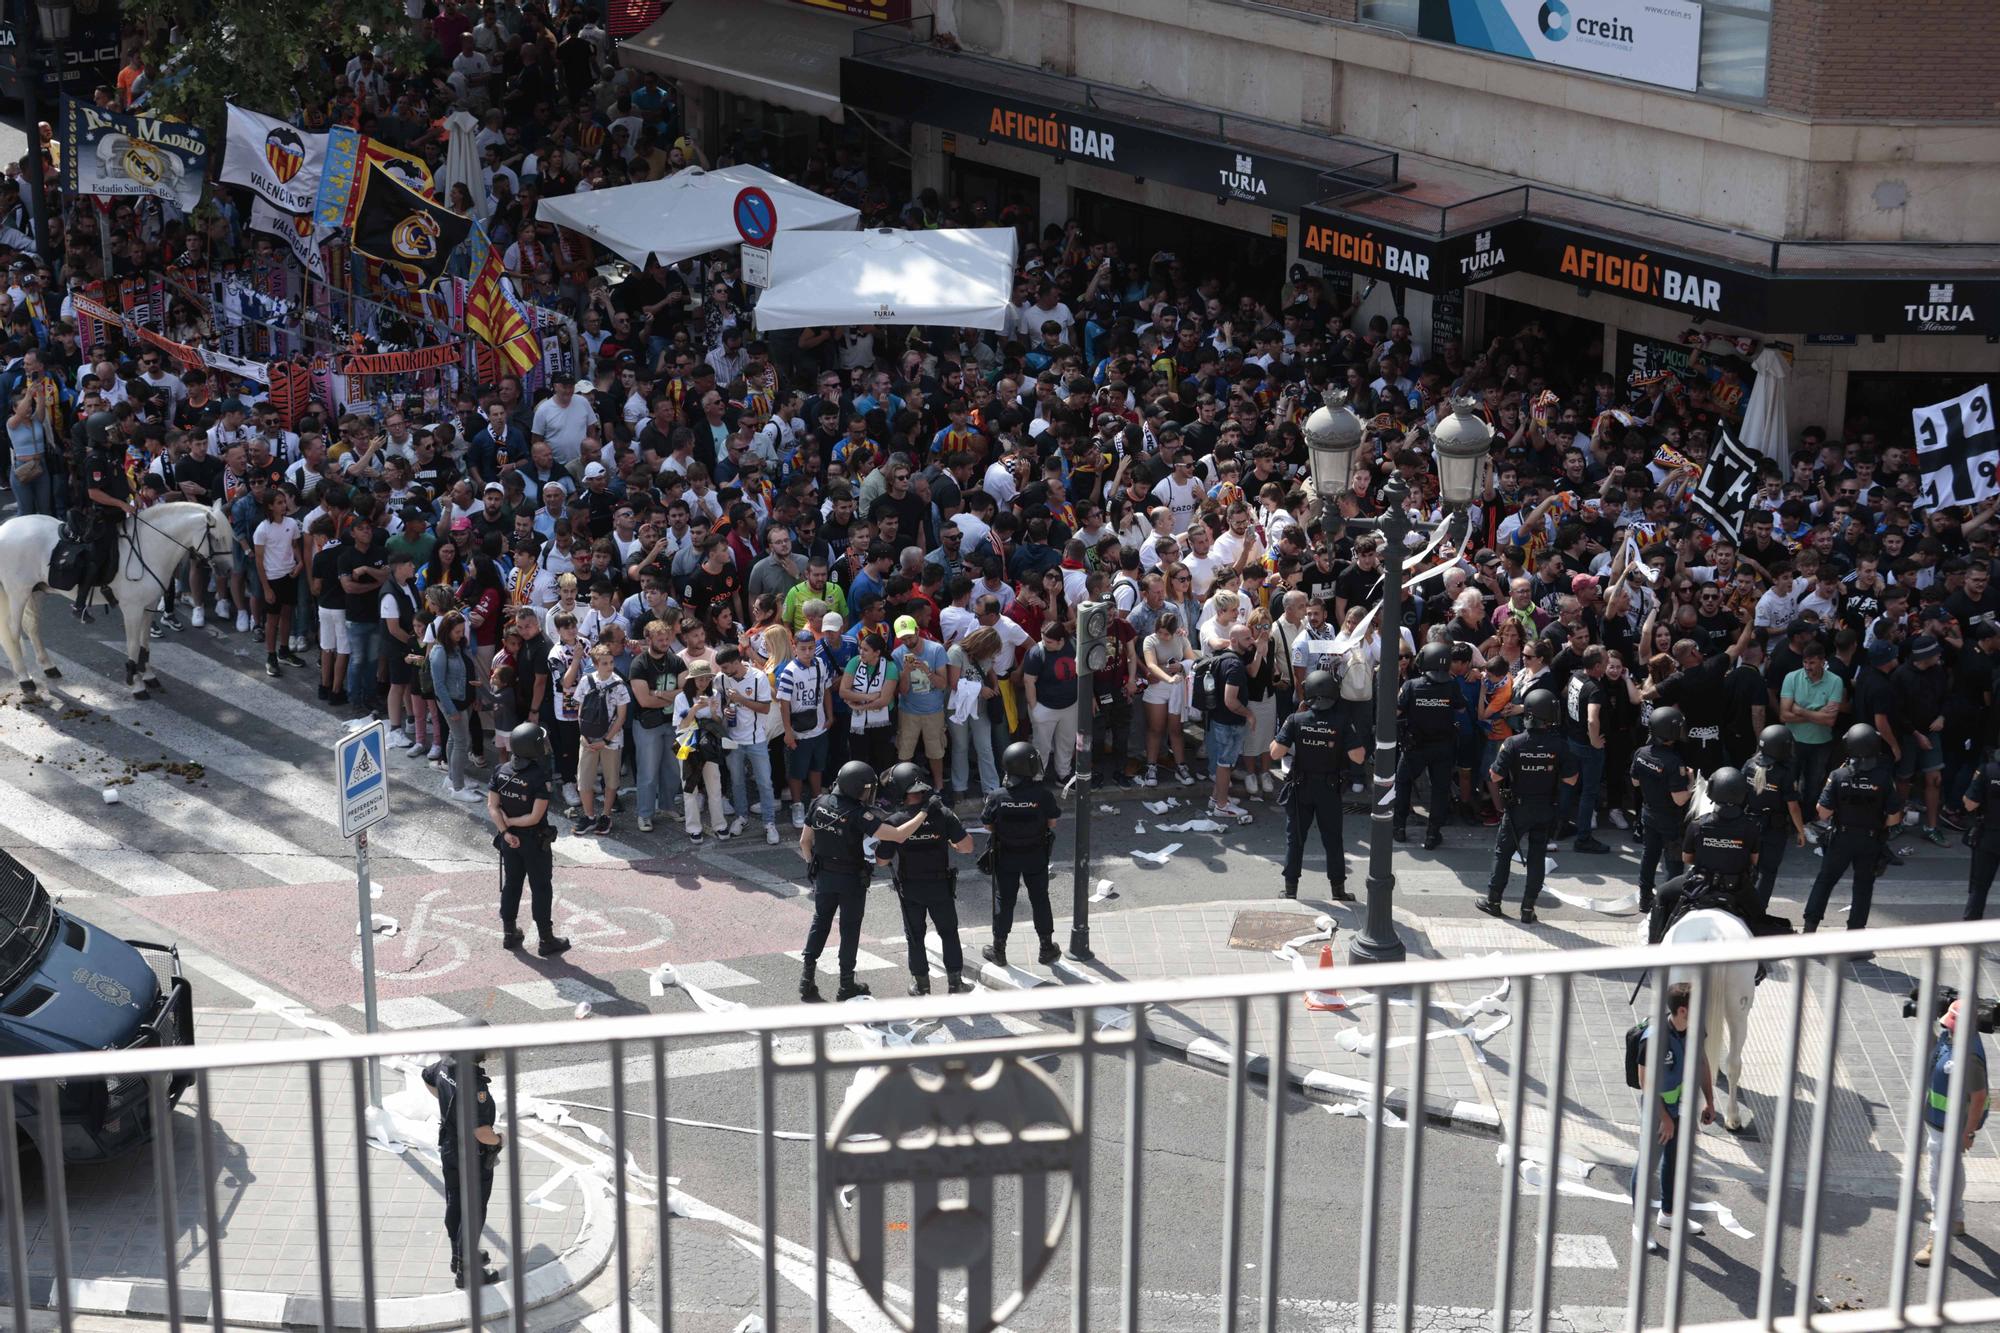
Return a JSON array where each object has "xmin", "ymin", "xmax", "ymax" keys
[{"xmin": 464, "ymin": 245, "xmax": 540, "ymax": 375}]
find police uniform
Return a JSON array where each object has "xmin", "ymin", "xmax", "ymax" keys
[
  {"xmin": 1393, "ymin": 673, "xmax": 1459, "ymax": 843},
  {"xmin": 77, "ymin": 438, "xmax": 130, "ymax": 601},
  {"xmin": 803, "ymin": 791, "xmax": 884, "ymax": 981},
  {"xmin": 422, "ymin": 1056, "xmax": 498, "ymax": 1281},
  {"xmin": 1645, "ymin": 804, "xmax": 1759, "ymax": 944},
  {"xmin": 982, "ymin": 779, "xmax": 1062, "ymax": 956},
  {"xmin": 490, "ymin": 754, "xmax": 557, "ymax": 943},
  {"xmin": 1484, "ymin": 729, "xmax": 1575, "ymax": 912},
  {"xmin": 1631, "ymin": 741, "xmax": 1691, "ymax": 909},
  {"xmin": 1961, "ymin": 758, "xmax": 2000, "ymax": 920},
  {"xmin": 1744, "ymin": 752, "xmax": 1799, "ymax": 917},
  {"xmin": 879, "ymin": 796, "xmax": 967, "ymax": 986},
  {"xmin": 1273, "ymin": 707, "xmax": 1349, "ymax": 898},
  {"xmin": 1804, "ymin": 759, "xmax": 1896, "ymax": 931}
]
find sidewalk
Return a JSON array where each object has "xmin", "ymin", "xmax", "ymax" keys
[
  {"xmin": 963, "ymin": 896, "xmax": 2000, "ymax": 1203},
  {"xmin": 3, "ymin": 1010, "xmax": 612, "ymax": 1330}
]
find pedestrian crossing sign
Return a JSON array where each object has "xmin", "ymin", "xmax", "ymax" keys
[{"xmin": 335, "ymin": 722, "xmax": 390, "ymax": 838}]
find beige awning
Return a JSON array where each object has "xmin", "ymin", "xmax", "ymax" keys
[{"xmin": 619, "ymin": 0, "xmax": 847, "ymax": 124}]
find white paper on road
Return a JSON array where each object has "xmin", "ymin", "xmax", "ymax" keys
[
  {"xmin": 1325, "ymin": 1100, "xmax": 1406, "ymax": 1128},
  {"xmin": 1336, "ymin": 1013, "xmax": 1509, "ymax": 1057},
  {"xmin": 1542, "ymin": 885, "xmax": 1643, "ymax": 916},
  {"xmin": 1141, "ymin": 798, "xmax": 1182, "ymax": 814},
  {"xmin": 100, "ymin": 786, "xmax": 121, "ymax": 804},
  {"xmin": 1272, "ymin": 913, "xmax": 1337, "ymax": 963},
  {"xmin": 649, "ymin": 961, "xmax": 751, "ymax": 1016},
  {"xmin": 1506, "ymin": 1151, "xmax": 1756, "ymax": 1238},
  {"xmin": 1155, "ymin": 818, "xmax": 1226, "ymax": 833},
  {"xmin": 1130, "ymin": 842, "xmax": 1183, "ymax": 866},
  {"xmin": 1134, "ymin": 820, "xmax": 1146, "ymax": 835},
  {"xmin": 524, "ymin": 1163, "xmax": 579, "ymax": 1211},
  {"xmin": 354, "ymin": 912, "xmax": 399, "ymax": 937},
  {"xmin": 1098, "ymin": 804, "xmax": 1116, "ymax": 814},
  {"xmin": 1089, "ymin": 877, "xmax": 1119, "ymax": 903}
]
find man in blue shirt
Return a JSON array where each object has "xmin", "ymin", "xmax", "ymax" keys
[
  {"xmin": 893, "ymin": 614, "xmax": 950, "ymax": 793},
  {"xmin": 1640, "ymin": 982, "xmax": 1715, "ymax": 1252},
  {"xmin": 1917, "ymin": 999, "xmax": 1989, "ymax": 1267}
]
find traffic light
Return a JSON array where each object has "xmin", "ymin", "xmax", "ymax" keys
[{"xmin": 1078, "ymin": 599, "xmax": 1110, "ymax": 673}]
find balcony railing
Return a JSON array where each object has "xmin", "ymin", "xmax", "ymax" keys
[{"xmin": 0, "ymin": 918, "xmax": 1994, "ymax": 1332}]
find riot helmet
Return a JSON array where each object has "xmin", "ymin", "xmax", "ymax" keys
[
  {"xmin": 1756, "ymin": 724, "xmax": 1793, "ymax": 762},
  {"xmin": 1418, "ymin": 641, "xmax": 1451, "ymax": 683},
  {"xmin": 1648, "ymin": 706, "xmax": 1685, "ymax": 745},
  {"xmin": 508, "ymin": 722, "xmax": 548, "ymax": 761},
  {"xmin": 1524, "ymin": 688, "xmax": 1559, "ymax": 731},
  {"xmin": 1302, "ymin": 669, "xmax": 1340, "ymax": 713},
  {"xmin": 834, "ymin": 760, "xmax": 878, "ymax": 800},
  {"xmin": 1002, "ymin": 742, "xmax": 1043, "ymax": 783},
  {"xmin": 1842, "ymin": 723, "xmax": 1882, "ymax": 763},
  {"xmin": 1707, "ymin": 766, "xmax": 1750, "ymax": 811},
  {"xmin": 879, "ymin": 761, "xmax": 932, "ymax": 803}
]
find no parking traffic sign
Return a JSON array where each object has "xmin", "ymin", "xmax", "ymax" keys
[{"xmin": 733, "ymin": 186, "xmax": 777, "ymax": 247}]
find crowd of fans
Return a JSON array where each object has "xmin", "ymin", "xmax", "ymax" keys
[{"xmin": 2, "ymin": 4, "xmax": 1993, "ymax": 863}]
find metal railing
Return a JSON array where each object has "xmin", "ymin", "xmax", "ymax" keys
[{"xmin": 1, "ymin": 919, "xmax": 1995, "ymax": 1332}]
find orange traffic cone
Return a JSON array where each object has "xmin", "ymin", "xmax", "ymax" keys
[{"xmin": 1303, "ymin": 943, "xmax": 1347, "ymax": 1012}]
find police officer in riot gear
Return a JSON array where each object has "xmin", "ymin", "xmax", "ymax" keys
[
  {"xmin": 876, "ymin": 762, "xmax": 974, "ymax": 995},
  {"xmin": 1959, "ymin": 749, "xmax": 2000, "ymax": 921},
  {"xmin": 486, "ymin": 722, "xmax": 570, "ymax": 957},
  {"xmin": 798, "ymin": 760, "xmax": 930, "ymax": 1002},
  {"xmin": 1269, "ymin": 669, "xmax": 1359, "ymax": 901},
  {"xmin": 423, "ymin": 1019, "xmax": 501, "ymax": 1289},
  {"xmin": 982, "ymin": 742, "xmax": 1063, "ymax": 967},
  {"xmin": 73, "ymin": 412, "xmax": 132, "ymax": 621},
  {"xmin": 1631, "ymin": 706, "xmax": 1693, "ymax": 912},
  {"xmin": 1804, "ymin": 723, "xmax": 1901, "ymax": 941},
  {"xmin": 1745, "ymin": 724, "xmax": 1806, "ymax": 919},
  {"xmin": 1647, "ymin": 766, "xmax": 1762, "ymax": 943},
  {"xmin": 1479, "ymin": 689, "xmax": 1577, "ymax": 921},
  {"xmin": 1394, "ymin": 641, "xmax": 1461, "ymax": 850}
]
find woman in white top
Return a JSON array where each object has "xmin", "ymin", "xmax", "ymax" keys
[
  {"xmin": 1140, "ymin": 608, "xmax": 1195, "ymax": 787},
  {"xmin": 572, "ymin": 642, "xmax": 632, "ymax": 836},
  {"xmin": 1199, "ymin": 588, "xmax": 1242, "ymax": 653},
  {"xmin": 672, "ymin": 659, "xmax": 729, "ymax": 840},
  {"xmin": 252, "ymin": 490, "xmax": 303, "ymax": 677}
]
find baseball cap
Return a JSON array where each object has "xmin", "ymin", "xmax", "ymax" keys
[
  {"xmin": 1027, "ymin": 418, "xmax": 1051, "ymax": 439},
  {"xmin": 892, "ymin": 615, "xmax": 919, "ymax": 637},
  {"xmin": 1867, "ymin": 639, "xmax": 1900, "ymax": 666},
  {"xmin": 1785, "ymin": 616, "xmax": 1818, "ymax": 637},
  {"xmin": 1909, "ymin": 634, "xmax": 1942, "ymax": 661},
  {"xmin": 483, "ymin": 480, "xmax": 505, "ymax": 494},
  {"xmin": 401, "ymin": 504, "xmax": 429, "ymax": 524},
  {"xmin": 1570, "ymin": 574, "xmax": 1599, "ymax": 595},
  {"xmin": 583, "ymin": 461, "xmax": 607, "ymax": 480},
  {"xmin": 820, "ymin": 612, "xmax": 844, "ymax": 634}
]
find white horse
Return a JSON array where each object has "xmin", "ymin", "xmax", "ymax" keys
[
  {"xmin": 0, "ymin": 501, "xmax": 235, "ymax": 700},
  {"xmin": 1662, "ymin": 907, "xmax": 1759, "ymax": 1131}
]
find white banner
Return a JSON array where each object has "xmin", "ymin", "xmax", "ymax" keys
[
  {"xmin": 1475, "ymin": 0, "xmax": 1704, "ymax": 93},
  {"xmin": 220, "ymin": 105, "xmax": 326, "ymax": 215},
  {"xmin": 1914, "ymin": 383, "xmax": 1998, "ymax": 509},
  {"xmin": 248, "ymin": 195, "xmax": 332, "ymax": 281}
]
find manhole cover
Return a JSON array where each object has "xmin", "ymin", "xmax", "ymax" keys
[{"xmin": 1228, "ymin": 910, "xmax": 1324, "ymax": 951}]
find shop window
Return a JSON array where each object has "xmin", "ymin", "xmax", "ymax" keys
[{"xmin": 1357, "ymin": 0, "xmax": 1770, "ymax": 102}]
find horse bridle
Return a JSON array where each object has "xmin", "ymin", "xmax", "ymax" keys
[{"xmin": 123, "ymin": 507, "xmax": 234, "ymax": 590}]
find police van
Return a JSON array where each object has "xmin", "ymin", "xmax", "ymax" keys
[{"xmin": 0, "ymin": 848, "xmax": 194, "ymax": 1162}]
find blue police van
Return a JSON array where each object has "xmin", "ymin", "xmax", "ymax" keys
[{"xmin": 0, "ymin": 848, "xmax": 194, "ymax": 1162}]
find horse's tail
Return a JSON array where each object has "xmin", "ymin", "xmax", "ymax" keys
[{"xmin": 0, "ymin": 576, "xmax": 20, "ymax": 676}]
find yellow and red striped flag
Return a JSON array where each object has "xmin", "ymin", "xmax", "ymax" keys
[{"xmin": 465, "ymin": 239, "xmax": 540, "ymax": 375}]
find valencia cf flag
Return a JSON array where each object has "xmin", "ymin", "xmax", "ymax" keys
[{"xmin": 348, "ymin": 161, "xmax": 471, "ymax": 291}]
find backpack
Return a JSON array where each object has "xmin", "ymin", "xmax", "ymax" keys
[
  {"xmin": 1192, "ymin": 651, "xmax": 1233, "ymax": 720},
  {"xmin": 1623, "ymin": 1019, "xmax": 1649, "ymax": 1090},
  {"xmin": 578, "ymin": 674, "xmax": 613, "ymax": 742}
]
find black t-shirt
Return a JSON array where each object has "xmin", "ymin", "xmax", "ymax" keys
[
  {"xmin": 1210, "ymin": 648, "xmax": 1251, "ymax": 723},
  {"xmin": 1722, "ymin": 662, "xmax": 1767, "ymax": 742},
  {"xmin": 311, "ymin": 540, "xmax": 347, "ymax": 612},
  {"xmin": 1945, "ymin": 586, "xmax": 2000, "ymax": 631},
  {"xmin": 1562, "ymin": 671, "xmax": 1604, "ymax": 744},
  {"xmin": 338, "ymin": 543, "xmax": 387, "ymax": 623},
  {"xmin": 1850, "ymin": 665, "xmax": 1897, "ymax": 735},
  {"xmin": 172, "ymin": 452, "xmax": 225, "ymax": 502},
  {"xmin": 1025, "ymin": 641, "xmax": 1080, "ymax": 711},
  {"xmin": 680, "ymin": 562, "xmax": 740, "ymax": 622},
  {"xmin": 1300, "ymin": 559, "xmax": 1340, "ymax": 605},
  {"xmin": 1334, "ymin": 564, "xmax": 1380, "ymax": 611}
]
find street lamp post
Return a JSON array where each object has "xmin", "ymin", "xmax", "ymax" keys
[{"xmin": 1304, "ymin": 394, "xmax": 1493, "ymax": 965}]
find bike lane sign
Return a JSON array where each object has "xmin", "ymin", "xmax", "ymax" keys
[{"xmin": 336, "ymin": 722, "xmax": 389, "ymax": 838}]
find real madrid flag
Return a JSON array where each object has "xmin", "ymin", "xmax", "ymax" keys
[
  {"xmin": 349, "ymin": 161, "xmax": 471, "ymax": 291},
  {"xmin": 60, "ymin": 96, "xmax": 208, "ymax": 212}
]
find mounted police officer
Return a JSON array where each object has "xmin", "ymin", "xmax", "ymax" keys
[
  {"xmin": 1269, "ymin": 669, "xmax": 1358, "ymax": 901},
  {"xmin": 982, "ymin": 741, "xmax": 1062, "ymax": 968},
  {"xmin": 798, "ymin": 760, "xmax": 930, "ymax": 1002},
  {"xmin": 72, "ymin": 409, "xmax": 131, "ymax": 622},
  {"xmin": 1647, "ymin": 766, "xmax": 1761, "ymax": 943},
  {"xmin": 1805, "ymin": 723, "xmax": 1901, "ymax": 943},
  {"xmin": 1632, "ymin": 706, "xmax": 1693, "ymax": 913},
  {"xmin": 1479, "ymin": 688, "xmax": 1576, "ymax": 921},
  {"xmin": 1744, "ymin": 725, "xmax": 1806, "ymax": 920},
  {"xmin": 1959, "ymin": 749, "xmax": 2000, "ymax": 921},
  {"xmin": 876, "ymin": 761, "xmax": 974, "ymax": 995},
  {"xmin": 486, "ymin": 722, "xmax": 571, "ymax": 958},
  {"xmin": 1393, "ymin": 641, "xmax": 1461, "ymax": 851},
  {"xmin": 423, "ymin": 1019, "xmax": 501, "ymax": 1290}
]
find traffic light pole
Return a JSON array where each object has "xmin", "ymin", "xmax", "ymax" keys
[{"xmin": 1068, "ymin": 667, "xmax": 1094, "ymax": 961}]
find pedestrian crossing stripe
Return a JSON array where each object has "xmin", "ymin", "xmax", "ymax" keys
[{"xmin": 346, "ymin": 742, "xmax": 380, "ymax": 790}]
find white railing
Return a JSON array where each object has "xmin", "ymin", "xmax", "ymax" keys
[{"xmin": 0, "ymin": 919, "xmax": 1995, "ymax": 1333}]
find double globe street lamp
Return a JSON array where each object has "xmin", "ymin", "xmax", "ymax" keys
[{"xmin": 1302, "ymin": 393, "xmax": 1494, "ymax": 964}]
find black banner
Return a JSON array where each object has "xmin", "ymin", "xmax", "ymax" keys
[
  {"xmin": 840, "ymin": 58, "xmax": 1357, "ymax": 214},
  {"xmin": 1296, "ymin": 211, "xmax": 1523, "ymax": 293},
  {"xmin": 1690, "ymin": 427, "xmax": 1764, "ymax": 542}
]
